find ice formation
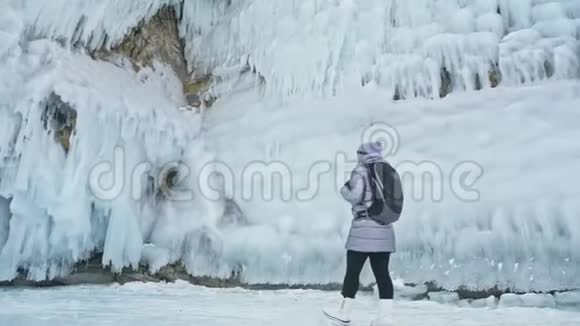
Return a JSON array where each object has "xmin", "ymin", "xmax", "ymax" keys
[
  {"xmin": 1, "ymin": 0, "xmax": 580, "ymax": 292},
  {"xmin": 0, "ymin": 3, "xmax": 216, "ymax": 281},
  {"xmin": 13, "ymin": 0, "xmax": 580, "ymax": 99}
]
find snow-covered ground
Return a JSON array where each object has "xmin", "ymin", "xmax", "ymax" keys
[{"xmin": 1, "ymin": 282, "xmax": 579, "ymax": 326}]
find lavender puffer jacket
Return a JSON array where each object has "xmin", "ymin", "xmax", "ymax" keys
[{"xmin": 340, "ymin": 145, "xmax": 396, "ymax": 253}]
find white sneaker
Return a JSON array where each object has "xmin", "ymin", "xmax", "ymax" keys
[
  {"xmin": 323, "ymin": 297, "xmax": 353, "ymax": 325},
  {"xmin": 370, "ymin": 299, "xmax": 394, "ymax": 326}
]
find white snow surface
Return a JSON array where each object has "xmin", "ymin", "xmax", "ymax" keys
[
  {"xmin": 1, "ymin": 282, "xmax": 579, "ymax": 326},
  {"xmin": 1, "ymin": 0, "xmax": 580, "ymax": 293}
]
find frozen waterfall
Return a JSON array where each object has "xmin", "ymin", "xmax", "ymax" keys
[
  {"xmin": 14, "ymin": 0, "xmax": 580, "ymax": 98},
  {"xmin": 1, "ymin": 0, "xmax": 580, "ymax": 292}
]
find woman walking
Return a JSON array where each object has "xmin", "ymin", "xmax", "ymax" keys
[{"xmin": 323, "ymin": 141, "xmax": 403, "ymax": 326}]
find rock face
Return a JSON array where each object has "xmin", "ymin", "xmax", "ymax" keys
[
  {"xmin": 489, "ymin": 63, "xmax": 501, "ymax": 88},
  {"xmin": 439, "ymin": 67, "xmax": 452, "ymax": 98},
  {"xmin": 184, "ymin": 74, "xmax": 215, "ymax": 108},
  {"xmin": 0, "ymin": 252, "xmax": 344, "ymax": 292},
  {"xmin": 94, "ymin": 5, "xmax": 188, "ymax": 85},
  {"xmin": 41, "ymin": 92, "xmax": 77, "ymax": 154},
  {"xmin": 92, "ymin": 5, "xmax": 214, "ymax": 108}
]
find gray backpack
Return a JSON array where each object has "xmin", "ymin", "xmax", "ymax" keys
[{"xmin": 365, "ymin": 162, "xmax": 404, "ymax": 225}]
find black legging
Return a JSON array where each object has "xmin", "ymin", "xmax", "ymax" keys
[{"xmin": 341, "ymin": 250, "xmax": 394, "ymax": 299}]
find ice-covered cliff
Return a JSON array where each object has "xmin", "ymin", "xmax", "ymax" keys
[
  {"xmin": 1, "ymin": 0, "xmax": 580, "ymax": 292},
  {"xmin": 12, "ymin": 0, "xmax": 580, "ymax": 98}
]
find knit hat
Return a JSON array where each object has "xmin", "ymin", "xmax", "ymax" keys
[{"xmin": 357, "ymin": 141, "xmax": 384, "ymax": 155}]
